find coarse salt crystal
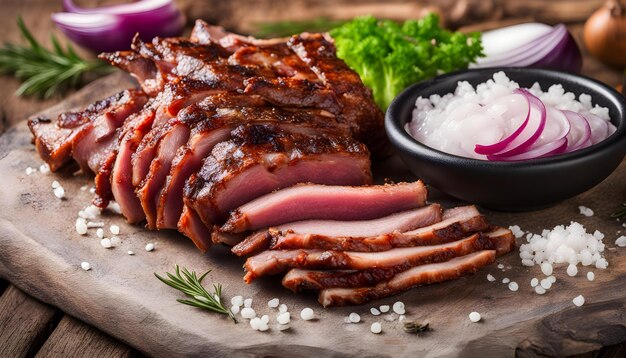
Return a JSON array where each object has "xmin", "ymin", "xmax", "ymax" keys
[
  {"xmin": 522, "ymin": 259, "xmax": 535, "ymax": 267},
  {"xmin": 540, "ymin": 278, "xmax": 552, "ymax": 289},
  {"xmin": 535, "ymin": 286, "xmax": 546, "ymax": 295},
  {"xmin": 268, "ymin": 298, "xmax": 279, "ymax": 308},
  {"xmin": 261, "ymin": 315, "xmax": 270, "ymax": 324},
  {"xmin": 241, "ymin": 307, "xmax": 256, "ymax": 319},
  {"xmin": 81, "ymin": 262, "xmax": 91, "ymax": 271},
  {"xmin": 379, "ymin": 305, "xmax": 390, "ymax": 313},
  {"xmin": 89, "ymin": 187, "xmax": 96, "ymax": 194},
  {"xmin": 349, "ymin": 312, "xmax": 361, "ymax": 323},
  {"xmin": 508, "ymin": 282, "xmax": 519, "ymax": 292},
  {"xmin": 277, "ymin": 312, "xmax": 290, "ymax": 325},
  {"xmin": 145, "ymin": 243, "xmax": 155, "ymax": 251},
  {"xmin": 573, "ymin": 295, "xmax": 585, "ymax": 307},
  {"xmin": 370, "ymin": 322, "xmax": 382, "ymax": 334},
  {"xmin": 547, "ymin": 275, "xmax": 556, "ymax": 284},
  {"xmin": 231, "ymin": 296, "xmax": 243, "ymax": 307},
  {"xmin": 257, "ymin": 323, "xmax": 269, "ymax": 332},
  {"xmin": 615, "ymin": 236, "xmax": 626, "ymax": 247},
  {"xmin": 53, "ymin": 186, "xmax": 65, "ymax": 199},
  {"xmin": 230, "ymin": 305, "xmax": 240, "ymax": 315},
  {"xmin": 277, "ymin": 324, "xmax": 290, "ymax": 331},
  {"xmin": 51, "ymin": 180, "xmax": 60, "ymax": 189},
  {"xmin": 399, "ymin": 315, "xmax": 406, "ymax": 322},
  {"xmin": 110, "ymin": 225, "xmax": 120, "ymax": 235},
  {"xmin": 567, "ymin": 264, "xmax": 578, "ymax": 277},
  {"xmin": 392, "ymin": 301, "xmax": 405, "ymax": 315},
  {"xmin": 502, "ymin": 278, "xmax": 510, "ymax": 284},
  {"xmin": 87, "ymin": 221, "xmax": 104, "ymax": 228},
  {"xmin": 530, "ymin": 278, "xmax": 539, "ymax": 287},
  {"xmin": 100, "ymin": 238, "xmax": 112, "ymax": 248},
  {"xmin": 595, "ymin": 258, "xmax": 608, "ymax": 269},
  {"xmin": 250, "ymin": 317, "xmax": 262, "ymax": 330},
  {"xmin": 96, "ymin": 228, "xmax": 104, "ymax": 239},
  {"xmin": 370, "ymin": 307, "xmax": 381, "ymax": 315},
  {"xmin": 39, "ymin": 164, "xmax": 50, "ymax": 174},
  {"xmin": 127, "ymin": 250, "xmax": 134, "ymax": 255},
  {"xmin": 278, "ymin": 303, "xmax": 288, "ymax": 313},
  {"xmin": 107, "ymin": 201, "xmax": 122, "ymax": 215},
  {"xmin": 578, "ymin": 206, "xmax": 594, "ymax": 217},
  {"xmin": 244, "ymin": 298, "xmax": 253, "ymax": 308},
  {"xmin": 75, "ymin": 218, "xmax": 88, "ymax": 235},
  {"xmin": 587, "ymin": 271, "xmax": 595, "ymax": 281},
  {"xmin": 300, "ymin": 308, "xmax": 314, "ymax": 321},
  {"xmin": 541, "ymin": 263, "xmax": 553, "ymax": 276},
  {"xmin": 487, "ymin": 274, "xmax": 496, "ymax": 282},
  {"xmin": 497, "ymin": 263, "xmax": 504, "ymax": 269},
  {"xmin": 468, "ymin": 312, "xmax": 481, "ymax": 323},
  {"xmin": 25, "ymin": 167, "xmax": 35, "ymax": 175}
]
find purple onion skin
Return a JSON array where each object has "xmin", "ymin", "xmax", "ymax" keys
[{"xmin": 530, "ymin": 31, "xmax": 583, "ymax": 73}]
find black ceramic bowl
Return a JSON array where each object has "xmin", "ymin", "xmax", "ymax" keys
[{"xmin": 385, "ymin": 67, "xmax": 626, "ymax": 211}]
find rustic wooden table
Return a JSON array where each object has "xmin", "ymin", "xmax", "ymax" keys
[{"xmin": 0, "ymin": 0, "xmax": 624, "ymax": 357}]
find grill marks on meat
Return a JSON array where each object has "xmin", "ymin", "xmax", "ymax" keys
[
  {"xmin": 231, "ymin": 204, "xmax": 442, "ymax": 257},
  {"xmin": 222, "ymin": 181, "xmax": 427, "ymax": 234},
  {"xmin": 318, "ymin": 251, "xmax": 497, "ymax": 307},
  {"xmin": 243, "ymin": 232, "xmax": 502, "ymax": 283}
]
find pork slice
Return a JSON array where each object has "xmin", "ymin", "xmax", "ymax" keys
[
  {"xmin": 99, "ymin": 50, "xmax": 163, "ymax": 96},
  {"xmin": 223, "ymin": 181, "xmax": 427, "ymax": 234},
  {"xmin": 281, "ymin": 227, "xmax": 515, "ymax": 292},
  {"xmin": 110, "ymin": 109, "xmax": 156, "ymax": 223},
  {"xmin": 190, "ymin": 20, "xmax": 289, "ymax": 51},
  {"xmin": 27, "ymin": 89, "xmax": 147, "ymax": 172},
  {"xmin": 243, "ymin": 233, "xmax": 493, "ymax": 283},
  {"xmin": 231, "ymin": 204, "xmax": 442, "ymax": 257},
  {"xmin": 317, "ymin": 250, "xmax": 496, "ymax": 307},
  {"xmin": 243, "ymin": 77, "xmax": 340, "ymax": 113},
  {"xmin": 271, "ymin": 205, "xmax": 488, "ymax": 252},
  {"xmin": 177, "ymin": 205, "xmax": 212, "ymax": 252},
  {"xmin": 185, "ymin": 123, "xmax": 372, "ymax": 230},
  {"xmin": 156, "ymin": 104, "xmax": 343, "ymax": 230}
]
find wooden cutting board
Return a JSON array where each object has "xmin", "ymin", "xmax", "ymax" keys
[{"xmin": 0, "ymin": 72, "xmax": 625, "ymax": 357}]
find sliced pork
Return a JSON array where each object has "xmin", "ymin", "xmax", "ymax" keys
[
  {"xmin": 318, "ymin": 250, "xmax": 496, "ymax": 307},
  {"xmin": 244, "ymin": 233, "xmax": 500, "ymax": 283},
  {"xmin": 222, "ymin": 181, "xmax": 427, "ymax": 234},
  {"xmin": 231, "ymin": 204, "xmax": 442, "ymax": 257},
  {"xmin": 270, "ymin": 205, "xmax": 488, "ymax": 252},
  {"xmin": 281, "ymin": 227, "xmax": 515, "ymax": 292}
]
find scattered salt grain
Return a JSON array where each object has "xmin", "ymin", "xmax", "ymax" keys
[
  {"xmin": 370, "ymin": 307, "xmax": 381, "ymax": 316},
  {"xmin": 502, "ymin": 277, "xmax": 510, "ymax": 284},
  {"xmin": 392, "ymin": 301, "xmax": 405, "ymax": 315},
  {"xmin": 487, "ymin": 274, "xmax": 496, "ymax": 282},
  {"xmin": 468, "ymin": 312, "xmax": 481, "ymax": 323},
  {"xmin": 509, "ymin": 225, "xmax": 524, "ymax": 238},
  {"xmin": 278, "ymin": 303, "xmax": 288, "ymax": 313},
  {"xmin": 244, "ymin": 298, "xmax": 253, "ymax": 308},
  {"xmin": 249, "ymin": 317, "xmax": 262, "ymax": 330},
  {"xmin": 349, "ymin": 312, "xmax": 361, "ymax": 323},
  {"xmin": 530, "ymin": 278, "xmax": 539, "ymax": 287},
  {"xmin": 261, "ymin": 315, "xmax": 270, "ymax": 324},
  {"xmin": 145, "ymin": 243, "xmax": 155, "ymax": 252},
  {"xmin": 110, "ymin": 225, "xmax": 120, "ymax": 235},
  {"xmin": 100, "ymin": 238, "xmax": 112, "ymax": 248},
  {"xmin": 268, "ymin": 298, "xmax": 280, "ymax": 308},
  {"xmin": 578, "ymin": 206, "xmax": 594, "ymax": 217},
  {"xmin": 231, "ymin": 296, "xmax": 243, "ymax": 307},
  {"xmin": 540, "ymin": 278, "xmax": 552, "ymax": 290},
  {"xmin": 595, "ymin": 258, "xmax": 608, "ymax": 269},
  {"xmin": 25, "ymin": 167, "xmax": 36, "ymax": 175},
  {"xmin": 230, "ymin": 305, "xmax": 240, "ymax": 315},
  {"xmin": 508, "ymin": 282, "xmax": 519, "ymax": 292},
  {"xmin": 567, "ymin": 264, "xmax": 578, "ymax": 277},
  {"xmin": 379, "ymin": 305, "xmax": 390, "ymax": 313},
  {"xmin": 51, "ymin": 180, "xmax": 60, "ymax": 189},
  {"xmin": 87, "ymin": 221, "xmax": 104, "ymax": 228},
  {"xmin": 497, "ymin": 263, "xmax": 504, "ymax": 269},
  {"xmin": 535, "ymin": 286, "xmax": 546, "ymax": 295},
  {"xmin": 241, "ymin": 307, "xmax": 256, "ymax": 319},
  {"xmin": 277, "ymin": 324, "xmax": 291, "ymax": 331},
  {"xmin": 127, "ymin": 250, "xmax": 134, "ymax": 255},
  {"xmin": 615, "ymin": 236, "xmax": 626, "ymax": 247},
  {"xmin": 587, "ymin": 271, "xmax": 595, "ymax": 281},
  {"xmin": 370, "ymin": 322, "xmax": 382, "ymax": 334},
  {"xmin": 277, "ymin": 312, "xmax": 290, "ymax": 325},
  {"xmin": 399, "ymin": 315, "xmax": 406, "ymax": 323},
  {"xmin": 81, "ymin": 262, "xmax": 91, "ymax": 271},
  {"xmin": 96, "ymin": 228, "xmax": 104, "ymax": 239},
  {"xmin": 522, "ymin": 259, "xmax": 535, "ymax": 266},
  {"xmin": 573, "ymin": 295, "xmax": 585, "ymax": 307},
  {"xmin": 541, "ymin": 263, "xmax": 553, "ymax": 276},
  {"xmin": 53, "ymin": 186, "xmax": 65, "ymax": 199},
  {"xmin": 39, "ymin": 164, "xmax": 50, "ymax": 174},
  {"xmin": 110, "ymin": 236, "xmax": 120, "ymax": 247},
  {"xmin": 300, "ymin": 308, "xmax": 314, "ymax": 321},
  {"xmin": 107, "ymin": 201, "xmax": 122, "ymax": 215},
  {"xmin": 75, "ymin": 218, "xmax": 88, "ymax": 235},
  {"xmin": 384, "ymin": 314, "xmax": 396, "ymax": 322},
  {"xmin": 89, "ymin": 187, "xmax": 96, "ymax": 194}
]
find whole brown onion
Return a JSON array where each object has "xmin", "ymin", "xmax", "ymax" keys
[{"xmin": 583, "ymin": 0, "xmax": 626, "ymax": 67}]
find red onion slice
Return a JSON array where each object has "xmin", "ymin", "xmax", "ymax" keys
[
  {"xmin": 562, "ymin": 110, "xmax": 591, "ymax": 151},
  {"xmin": 583, "ymin": 112, "xmax": 611, "ymax": 145},
  {"xmin": 533, "ymin": 106, "xmax": 571, "ymax": 147},
  {"xmin": 474, "ymin": 93, "xmax": 530, "ymax": 155},
  {"xmin": 488, "ymin": 137, "xmax": 568, "ymax": 161},
  {"xmin": 488, "ymin": 89, "xmax": 547, "ymax": 157}
]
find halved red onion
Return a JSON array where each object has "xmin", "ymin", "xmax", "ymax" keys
[
  {"xmin": 488, "ymin": 137, "xmax": 568, "ymax": 161},
  {"xmin": 562, "ymin": 110, "xmax": 591, "ymax": 151},
  {"xmin": 474, "ymin": 93, "xmax": 530, "ymax": 155}
]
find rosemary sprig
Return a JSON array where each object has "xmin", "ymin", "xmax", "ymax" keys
[
  {"xmin": 0, "ymin": 17, "xmax": 113, "ymax": 99},
  {"xmin": 611, "ymin": 203, "xmax": 626, "ymax": 220},
  {"xmin": 155, "ymin": 265, "xmax": 237, "ymax": 323}
]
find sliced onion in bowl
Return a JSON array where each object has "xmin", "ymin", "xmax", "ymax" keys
[
  {"xmin": 562, "ymin": 110, "xmax": 591, "ymax": 151},
  {"xmin": 474, "ymin": 93, "xmax": 530, "ymax": 155},
  {"xmin": 488, "ymin": 137, "xmax": 568, "ymax": 161}
]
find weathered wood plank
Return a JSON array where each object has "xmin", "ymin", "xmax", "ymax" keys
[
  {"xmin": 35, "ymin": 316, "xmax": 138, "ymax": 358},
  {"xmin": 0, "ymin": 279, "xmax": 7, "ymax": 295},
  {"xmin": 0, "ymin": 285, "xmax": 62, "ymax": 358}
]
